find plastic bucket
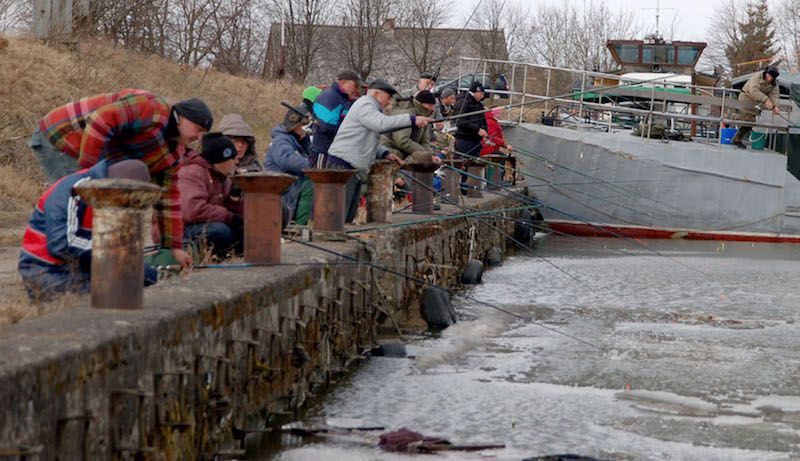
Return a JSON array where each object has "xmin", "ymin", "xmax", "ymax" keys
[
  {"xmin": 750, "ymin": 131, "xmax": 767, "ymax": 150},
  {"xmin": 720, "ymin": 127, "xmax": 737, "ymax": 144}
]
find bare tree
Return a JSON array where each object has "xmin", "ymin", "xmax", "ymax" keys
[
  {"xmin": 520, "ymin": 0, "xmax": 638, "ymax": 71},
  {"xmin": 706, "ymin": 0, "xmax": 745, "ymax": 74},
  {"xmin": 0, "ymin": 0, "xmax": 30, "ymax": 33},
  {"xmin": 464, "ymin": 0, "xmax": 524, "ymax": 80},
  {"xmin": 393, "ymin": 0, "xmax": 452, "ymax": 74},
  {"xmin": 334, "ymin": 0, "xmax": 396, "ymax": 80},
  {"xmin": 271, "ymin": 0, "xmax": 332, "ymax": 81},
  {"xmin": 774, "ymin": 0, "xmax": 800, "ymax": 71}
]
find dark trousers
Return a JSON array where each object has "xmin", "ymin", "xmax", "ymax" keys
[
  {"xmin": 184, "ymin": 222, "xmax": 243, "ymax": 258},
  {"xmin": 454, "ymin": 138, "xmax": 483, "ymax": 192}
]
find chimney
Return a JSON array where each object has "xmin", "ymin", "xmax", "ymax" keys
[{"xmin": 383, "ymin": 18, "xmax": 396, "ymax": 31}]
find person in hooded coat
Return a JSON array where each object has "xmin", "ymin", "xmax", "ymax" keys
[
  {"xmin": 219, "ymin": 113, "xmax": 261, "ymax": 172},
  {"xmin": 264, "ymin": 104, "xmax": 313, "ymax": 224}
]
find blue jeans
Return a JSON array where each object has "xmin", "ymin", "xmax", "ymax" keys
[
  {"xmin": 29, "ymin": 130, "xmax": 80, "ymax": 184},
  {"xmin": 184, "ymin": 222, "xmax": 243, "ymax": 258}
]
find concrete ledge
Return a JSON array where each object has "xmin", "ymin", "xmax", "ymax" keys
[{"xmin": 0, "ymin": 192, "xmax": 528, "ymax": 458}]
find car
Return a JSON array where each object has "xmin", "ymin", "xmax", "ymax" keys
[{"xmin": 431, "ymin": 73, "xmax": 509, "ymax": 99}]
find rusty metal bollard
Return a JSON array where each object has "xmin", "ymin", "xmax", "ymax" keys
[
  {"xmin": 74, "ymin": 179, "xmax": 162, "ymax": 310},
  {"xmin": 303, "ymin": 168, "xmax": 357, "ymax": 232},
  {"xmin": 366, "ymin": 160, "xmax": 399, "ymax": 223},
  {"xmin": 403, "ymin": 162, "xmax": 440, "ymax": 213},
  {"xmin": 484, "ymin": 154, "xmax": 507, "ymax": 190},
  {"xmin": 232, "ymin": 172, "xmax": 296, "ymax": 264},
  {"xmin": 466, "ymin": 161, "xmax": 485, "ymax": 198},
  {"xmin": 443, "ymin": 159, "xmax": 465, "ymax": 200}
]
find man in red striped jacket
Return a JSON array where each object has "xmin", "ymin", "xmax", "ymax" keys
[
  {"xmin": 18, "ymin": 160, "xmax": 158, "ymax": 301},
  {"xmin": 30, "ymin": 89, "xmax": 213, "ymax": 269}
]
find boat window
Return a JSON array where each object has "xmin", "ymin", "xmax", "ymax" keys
[
  {"xmin": 642, "ymin": 45, "xmax": 675, "ymax": 64},
  {"xmin": 613, "ymin": 44, "xmax": 639, "ymax": 63},
  {"xmin": 677, "ymin": 46, "xmax": 701, "ymax": 65}
]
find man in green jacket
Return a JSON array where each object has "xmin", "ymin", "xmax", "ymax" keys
[
  {"xmin": 732, "ymin": 65, "xmax": 781, "ymax": 148},
  {"xmin": 381, "ymin": 90, "xmax": 443, "ymax": 167}
]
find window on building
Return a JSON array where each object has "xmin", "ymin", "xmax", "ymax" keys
[
  {"xmin": 642, "ymin": 45, "xmax": 675, "ymax": 64},
  {"xmin": 677, "ymin": 46, "xmax": 701, "ymax": 66},
  {"xmin": 613, "ymin": 44, "xmax": 640, "ymax": 63}
]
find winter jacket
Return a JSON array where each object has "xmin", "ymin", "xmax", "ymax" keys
[
  {"xmin": 37, "ymin": 89, "xmax": 184, "ymax": 249},
  {"xmin": 219, "ymin": 113, "xmax": 261, "ymax": 172},
  {"xmin": 738, "ymin": 72, "xmax": 780, "ymax": 117},
  {"xmin": 480, "ymin": 111, "xmax": 506, "ymax": 156},
  {"xmin": 311, "ymin": 82, "xmax": 354, "ymax": 154},
  {"xmin": 453, "ymin": 92, "xmax": 487, "ymax": 142},
  {"xmin": 327, "ymin": 95, "xmax": 416, "ymax": 173},
  {"xmin": 178, "ymin": 151, "xmax": 241, "ymax": 225},
  {"xmin": 381, "ymin": 100, "xmax": 433, "ymax": 159},
  {"xmin": 263, "ymin": 125, "xmax": 312, "ymax": 218},
  {"xmin": 19, "ymin": 162, "xmax": 108, "ymax": 269}
]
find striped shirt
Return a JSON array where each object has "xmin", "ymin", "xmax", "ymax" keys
[{"xmin": 38, "ymin": 89, "xmax": 184, "ymax": 248}]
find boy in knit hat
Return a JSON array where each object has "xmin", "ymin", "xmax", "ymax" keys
[
  {"xmin": 178, "ymin": 133, "xmax": 244, "ymax": 259},
  {"xmin": 31, "ymin": 90, "xmax": 214, "ymax": 269}
]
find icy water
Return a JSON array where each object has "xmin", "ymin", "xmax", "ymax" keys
[{"xmin": 265, "ymin": 237, "xmax": 800, "ymax": 460}]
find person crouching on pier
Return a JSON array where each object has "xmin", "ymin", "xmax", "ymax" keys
[
  {"xmin": 18, "ymin": 160, "xmax": 157, "ymax": 302},
  {"xmin": 179, "ymin": 133, "xmax": 243, "ymax": 260},
  {"xmin": 732, "ymin": 65, "xmax": 780, "ymax": 148},
  {"xmin": 322, "ymin": 79, "xmax": 434, "ymax": 223},
  {"xmin": 30, "ymin": 90, "xmax": 214, "ymax": 270},
  {"xmin": 264, "ymin": 104, "xmax": 313, "ymax": 224}
]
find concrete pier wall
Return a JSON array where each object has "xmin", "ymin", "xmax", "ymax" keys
[{"xmin": 0, "ymin": 193, "xmax": 525, "ymax": 459}]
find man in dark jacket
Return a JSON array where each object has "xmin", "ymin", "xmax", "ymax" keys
[
  {"xmin": 264, "ymin": 105, "xmax": 313, "ymax": 224},
  {"xmin": 18, "ymin": 159, "xmax": 157, "ymax": 302},
  {"xmin": 179, "ymin": 133, "xmax": 243, "ymax": 259},
  {"xmin": 454, "ymin": 82, "xmax": 488, "ymax": 192},
  {"xmin": 454, "ymin": 81, "xmax": 488, "ymax": 157}
]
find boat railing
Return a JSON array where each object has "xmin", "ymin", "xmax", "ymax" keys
[{"xmin": 455, "ymin": 57, "xmax": 795, "ymax": 150}]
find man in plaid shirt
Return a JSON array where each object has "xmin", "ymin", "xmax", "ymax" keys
[{"xmin": 30, "ymin": 89, "xmax": 213, "ymax": 268}]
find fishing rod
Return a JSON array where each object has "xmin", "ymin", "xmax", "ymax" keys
[
  {"xmin": 446, "ymin": 164, "xmax": 718, "ymax": 279},
  {"xmin": 431, "ymin": 0, "xmax": 483, "ymax": 83},
  {"xmin": 397, "ymin": 169, "xmax": 585, "ymax": 284},
  {"xmin": 283, "ymin": 235, "xmax": 606, "ymax": 352}
]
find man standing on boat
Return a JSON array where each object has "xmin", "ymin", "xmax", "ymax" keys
[{"xmin": 732, "ymin": 65, "xmax": 780, "ymax": 149}]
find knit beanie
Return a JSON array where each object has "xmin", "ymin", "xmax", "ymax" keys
[
  {"xmin": 469, "ymin": 81, "xmax": 485, "ymax": 93},
  {"xmin": 174, "ymin": 98, "xmax": 214, "ymax": 131},
  {"xmin": 201, "ymin": 132, "xmax": 236, "ymax": 164},
  {"xmin": 415, "ymin": 90, "xmax": 436, "ymax": 105}
]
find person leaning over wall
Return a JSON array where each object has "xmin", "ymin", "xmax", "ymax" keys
[
  {"xmin": 30, "ymin": 89, "xmax": 213, "ymax": 269},
  {"xmin": 732, "ymin": 65, "xmax": 780, "ymax": 149},
  {"xmin": 322, "ymin": 79, "xmax": 434, "ymax": 223}
]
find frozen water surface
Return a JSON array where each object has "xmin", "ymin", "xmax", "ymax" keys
[{"xmin": 264, "ymin": 237, "xmax": 800, "ymax": 460}]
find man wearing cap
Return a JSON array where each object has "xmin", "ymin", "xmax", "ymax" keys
[
  {"xmin": 179, "ymin": 133, "xmax": 243, "ymax": 259},
  {"xmin": 310, "ymin": 70, "xmax": 364, "ymax": 159},
  {"xmin": 396, "ymin": 71, "xmax": 440, "ymax": 116},
  {"xmin": 732, "ymin": 65, "xmax": 781, "ymax": 148},
  {"xmin": 18, "ymin": 159, "xmax": 158, "ymax": 301},
  {"xmin": 31, "ymin": 89, "xmax": 212, "ymax": 269},
  {"xmin": 453, "ymin": 81, "xmax": 488, "ymax": 192},
  {"xmin": 264, "ymin": 104, "xmax": 314, "ymax": 224},
  {"xmin": 381, "ymin": 90, "xmax": 442, "ymax": 167},
  {"xmin": 325, "ymin": 79, "xmax": 434, "ymax": 222}
]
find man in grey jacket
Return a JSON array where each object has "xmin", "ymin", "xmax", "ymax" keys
[{"xmin": 322, "ymin": 79, "xmax": 433, "ymax": 222}]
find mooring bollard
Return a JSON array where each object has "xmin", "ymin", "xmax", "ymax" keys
[
  {"xmin": 484, "ymin": 154, "xmax": 507, "ymax": 190},
  {"xmin": 466, "ymin": 161, "xmax": 485, "ymax": 198},
  {"xmin": 366, "ymin": 160, "xmax": 399, "ymax": 223},
  {"xmin": 73, "ymin": 178, "xmax": 162, "ymax": 310},
  {"xmin": 403, "ymin": 162, "xmax": 440, "ymax": 213},
  {"xmin": 303, "ymin": 168, "xmax": 357, "ymax": 232},
  {"xmin": 443, "ymin": 159, "xmax": 465, "ymax": 200},
  {"xmin": 232, "ymin": 172, "xmax": 296, "ymax": 264}
]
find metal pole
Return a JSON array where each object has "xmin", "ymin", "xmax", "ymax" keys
[
  {"xmin": 366, "ymin": 160, "xmax": 399, "ymax": 223},
  {"xmin": 544, "ymin": 68, "xmax": 551, "ymax": 117},
  {"xmin": 406, "ymin": 164, "xmax": 438, "ymax": 213},
  {"xmin": 508, "ymin": 63, "xmax": 516, "ymax": 123},
  {"xmin": 520, "ymin": 65, "xmax": 528, "ymax": 124},
  {"xmin": 719, "ymin": 88, "xmax": 727, "ymax": 145},
  {"xmin": 73, "ymin": 179, "xmax": 162, "ymax": 310},
  {"xmin": 579, "ymin": 73, "xmax": 587, "ymax": 130},
  {"xmin": 303, "ymin": 168, "xmax": 357, "ymax": 233}
]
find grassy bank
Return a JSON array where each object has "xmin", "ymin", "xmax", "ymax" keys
[{"xmin": 0, "ymin": 34, "xmax": 302, "ymax": 229}]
